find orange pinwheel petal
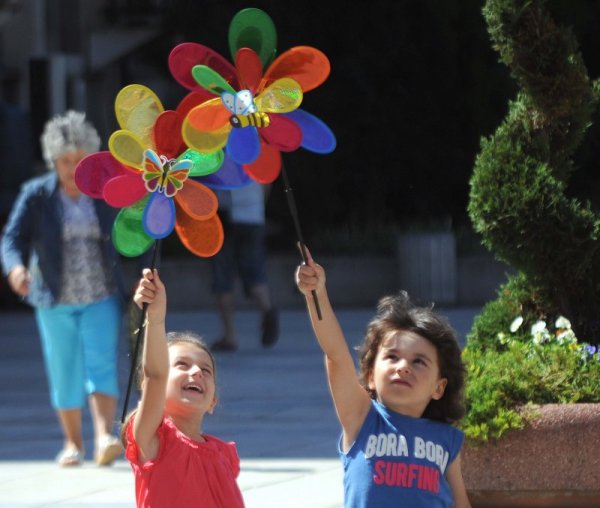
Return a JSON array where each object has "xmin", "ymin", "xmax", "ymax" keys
[
  {"xmin": 174, "ymin": 179, "xmax": 218, "ymax": 220},
  {"xmin": 175, "ymin": 205, "xmax": 224, "ymax": 257},
  {"xmin": 187, "ymin": 98, "xmax": 230, "ymax": 132},
  {"xmin": 261, "ymin": 46, "xmax": 330, "ymax": 93}
]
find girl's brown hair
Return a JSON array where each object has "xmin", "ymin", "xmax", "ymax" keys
[{"xmin": 357, "ymin": 291, "xmax": 466, "ymax": 424}]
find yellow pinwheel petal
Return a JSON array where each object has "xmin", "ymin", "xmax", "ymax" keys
[
  {"xmin": 108, "ymin": 130, "xmax": 146, "ymax": 170},
  {"xmin": 115, "ymin": 84, "xmax": 164, "ymax": 146},
  {"xmin": 181, "ymin": 115, "xmax": 230, "ymax": 153},
  {"xmin": 255, "ymin": 78, "xmax": 303, "ymax": 113}
]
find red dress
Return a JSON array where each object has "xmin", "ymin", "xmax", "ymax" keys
[{"xmin": 126, "ymin": 416, "xmax": 245, "ymax": 507}]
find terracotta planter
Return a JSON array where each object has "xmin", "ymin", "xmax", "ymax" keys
[{"xmin": 462, "ymin": 404, "xmax": 600, "ymax": 508}]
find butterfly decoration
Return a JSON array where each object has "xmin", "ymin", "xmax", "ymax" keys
[
  {"xmin": 168, "ymin": 7, "xmax": 337, "ymax": 185},
  {"xmin": 142, "ymin": 149, "xmax": 191, "ymax": 197},
  {"xmin": 75, "ymin": 84, "xmax": 225, "ymax": 258}
]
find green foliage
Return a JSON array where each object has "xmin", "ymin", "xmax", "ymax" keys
[
  {"xmin": 462, "ymin": 325, "xmax": 600, "ymax": 442},
  {"xmin": 468, "ymin": 0, "xmax": 600, "ymax": 344},
  {"xmin": 464, "ymin": 0, "xmax": 600, "ymax": 442}
]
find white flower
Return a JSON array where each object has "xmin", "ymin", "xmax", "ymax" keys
[
  {"xmin": 555, "ymin": 316, "xmax": 571, "ymax": 330},
  {"xmin": 510, "ymin": 316, "xmax": 524, "ymax": 333},
  {"xmin": 556, "ymin": 329, "xmax": 577, "ymax": 345},
  {"xmin": 531, "ymin": 321, "xmax": 547, "ymax": 335},
  {"xmin": 531, "ymin": 320, "xmax": 550, "ymax": 345}
]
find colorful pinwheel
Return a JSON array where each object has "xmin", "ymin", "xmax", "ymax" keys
[
  {"xmin": 75, "ymin": 84, "xmax": 225, "ymax": 258},
  {"xmin": 168, "ymin": 8, "xmax": 336, "ymax": 185}
]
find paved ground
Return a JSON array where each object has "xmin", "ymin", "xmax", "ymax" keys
[{"xmin": 0, "ymin": 304, "xmax": 479, "ymax": 507}]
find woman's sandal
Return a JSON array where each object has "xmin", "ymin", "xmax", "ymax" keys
[
  {"xmin": 95, "ymin": 435, "xmax": 123, "ymax": 466},
  {"xmin": 56, "ymin": 448, "xmax": 84, "ymax": 467}
]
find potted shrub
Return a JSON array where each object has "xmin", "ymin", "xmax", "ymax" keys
[{"xmin": 463, "ymin": 0, "xmax": 600, "ymax": 505}]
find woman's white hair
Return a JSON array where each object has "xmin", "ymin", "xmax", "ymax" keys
[{"xmin": 40, "ymin": 110, "xmax": 101, "ymax": 169}]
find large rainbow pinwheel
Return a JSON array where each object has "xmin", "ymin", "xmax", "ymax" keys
[
  {"xmin": 75, "ymin": 84, "xmax": 225, "ymax": 258},
  {"xmin": 168, "ymin": 7, "xmax": 336, "ymax": 184}
]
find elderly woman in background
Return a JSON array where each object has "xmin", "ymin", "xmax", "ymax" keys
[{"xmin": 1, "ymin": 111, "xmax": 124, "ymax": 467}]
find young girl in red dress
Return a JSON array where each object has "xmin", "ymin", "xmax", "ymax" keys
[{"xmin": 123, "ymin": 268, "xmax": 245, "ymax": 508}]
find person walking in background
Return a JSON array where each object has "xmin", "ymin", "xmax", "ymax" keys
[
  {"xmin": 125, "ymin": 268, "xmax": 245, "ymax": 508},
  {"xmin": 295, "ymin": 247, "xmax": 471, "ymax": 507},
  {"xmin": 210, "ymin": 181, "xmax": 278, "ymax": 352},
  {"xmin": 0, "ymin": 111, "xmax": 124, "ymax": 467}
]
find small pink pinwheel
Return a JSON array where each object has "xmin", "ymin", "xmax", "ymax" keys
[
  {"xmin": 75, "ymin": 84, "xmax": 224, "ymax": 257},
  {"xmin": 168, "ymin": 8, "xmax": 336, "ymax": 184}
]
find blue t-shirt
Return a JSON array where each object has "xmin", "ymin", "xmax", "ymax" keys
[{"xmin": 340, "ymin": 400, "xmax": 463, "ymax": 507}]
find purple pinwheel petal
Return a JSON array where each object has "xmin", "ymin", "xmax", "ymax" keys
[
  {"xmin": 285, "ymin": 109, "xmax": 336, "ymax": 154},
  {"xmin": 195, "ymin": 154, "xmax": 252, "ymax": 189},
  {"xmin": 227, "ymin": 126, "xmax": 261, "ymax": 164},
  {"xmin": 142, "ymin": 192, "xmax": 176, "ymax": 239}
]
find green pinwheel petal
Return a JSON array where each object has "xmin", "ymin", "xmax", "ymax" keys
[
  {"xmin": 191, "ymin": 65, "xmax": 236, "ymax": 96},
  {"xmin": 112, "ymin": 197, "xmax": 155, "ymax": 257},
  {"xmin": 178, "ymin": 148, "xmax": 224, "ymax": 177},
  {"xmin": 228, "ymin": 8, "xmax": 277, "ymax": 68}
]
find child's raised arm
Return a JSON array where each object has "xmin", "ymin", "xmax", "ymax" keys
[
  {"xmin": 295, "ymin": 247, "xmax": 372, "ymax": 450},
  {"xmin": 131, "ymin": 268, "xmax": 168, "ymax": 462}
]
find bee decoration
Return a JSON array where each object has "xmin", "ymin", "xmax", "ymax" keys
[{"xmin": 222, "ymin": 90, "xmax": 271, "ymax": 129}]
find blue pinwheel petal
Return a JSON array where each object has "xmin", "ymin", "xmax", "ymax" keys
[
  {"xmin": 227, "ymin": 126, "xmax": 261, "ymax": 164},
  {"xmin": 142, "ymin": 192, "xmax": 176, "ymax": 239},
  {"xmin": 195, "ymin": 153, "xmax": 252, "ymax": 189},
  {"xmin": 285, "ymin": 109, "xmax": 336, "ymax": 154}
]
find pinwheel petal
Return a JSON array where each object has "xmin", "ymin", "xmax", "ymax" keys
[
  {"xmin": 243, "ymin": 142, "xmax": 281, "ymax": 183},
  {"xmin": 228, "ymin": 7, "xmax": 277, "ymax": 69},
  {"xmin": 154, "ymin": 110, "xmax": 185, "ymax": 159},
  {"xmin": 75, "ymin": 151, "xmax": 130, "ymax": 198},
  {"xmin": 169, "ymin": 43, "xmax": 238, "ymax": 93},
  {"xmin": 109, "ymin": 130, "xmax": 147, "ymax": 170},
  {"xmin": 182, "ymin": 116, "xmax": 230, "ymax": 154},
  {"xmin": 112, "ymin": 197, "xmax": 155, "ymax": 257},
  {"xmin": 143, "ymin": 192, "xmax": 176, "ymax": 239},
  {"xmin": 176, "ymin": 91, "xmax": 214, "ymax": 117},
  {"xmin": 115, "ymin": 84, "xmax": 163, "ymax": 146},
  {"xmin": 259, "ymin": 114, "xmax": 303, "ymax": 152},
  {"xmin": 187, "ymin": 98, "xmax": 230, "ymax": 132},
  {"xmin": 103, "ymin": 173, "xmax": 148, "ymax": 208},
  {"xmin": 196, "ymin": 154, "xmax": 252, "ymax": 189},
  {"xmin": 235, "ymin": 48, "xmax": 263, "ymax": 93},
  {"xmin": 175, "ymin": 204, "xmax": 224, "ymax": 257},
  {"xmin": 227, "ymin": 126, "xmax": 261, "ymax": 164},
  {"xmin": 285, "ymin": 109, "xmax": 337, "ymax": 153},
  {"xmin": 191, "ymin": 65, "xmax": 237, "ymax": 96},
  {"xmin": 174, "ymin": 179, "xmax": 218, "ymax": 220},
  {"xmin": 261, "ymin": 46, "xmax": 330, "ymax": 93},
  {"xmin": 255, "ymin": 78, "xmax": 302, "ymax": 113},
  {"xmin": 176, "ymin": 148, "xmax": 223, "ymax": 177}
]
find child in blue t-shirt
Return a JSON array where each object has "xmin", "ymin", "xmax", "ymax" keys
[{"xmin": 295, "ymin": 248, "xmax": 471, "ymax": 508}]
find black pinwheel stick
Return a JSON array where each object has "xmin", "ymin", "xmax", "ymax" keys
[
  {"xmin": 121, "ymin": 239, "xmax": 162, "ymax": 423},
  {"xmin": 280, "ymin": 163, "xmax": 322, "ymax": 320}
]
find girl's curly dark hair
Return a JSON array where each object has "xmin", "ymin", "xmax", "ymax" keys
[{"xmin": 357, "ymin": 292, "xmax": 466, "ymax": 424}]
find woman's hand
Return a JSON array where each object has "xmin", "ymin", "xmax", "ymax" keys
[{"xmin": 8, "ymin": 265, "xmax": 30, "ymax": 297}]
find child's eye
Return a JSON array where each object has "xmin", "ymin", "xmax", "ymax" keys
[
  {"xmin": 175, "ymin": 360, "xmax": 188, "ymax": 368},
  {"xmin": 201, "ymin": 367, "xmax": 213, "ymax": 376}
]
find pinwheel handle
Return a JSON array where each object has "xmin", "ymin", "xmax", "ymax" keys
[
  {"xmin": 281, "ymin": 165, "xmax": 322, "ymax": 320},
  {"xmin": 121, "ymin": 239, "xmax": 162, "ymax": 423}
]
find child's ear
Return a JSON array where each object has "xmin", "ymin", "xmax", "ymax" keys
[
  {"xmin": 431, "ymin": 378, "xmax": 448, "ymax": 400},
  {"xmin": 208, "ymin": 396, "xmax": 218, "ymax": 415}
]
